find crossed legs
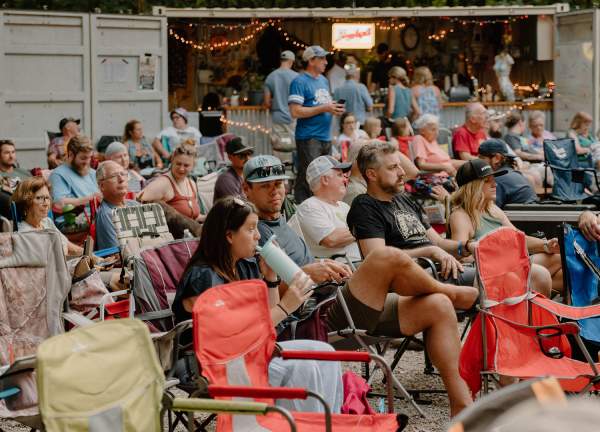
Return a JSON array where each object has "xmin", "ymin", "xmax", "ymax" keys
[{"xmin": 347, "ymin": 247, "xmax": 476, "ymax": 416}]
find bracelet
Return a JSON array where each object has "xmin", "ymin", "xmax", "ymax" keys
[
  {"xmin": 457, "ymin": 241, "xmax": 463, "ymax": 257},
  {"xmin": 264, "ymin": 277, "xmax": 281, "ymax": 288},
  {"xmin": 543, "ymin": 239, "xmax": 550, "ymax": 254},
  {"xmin": 277, "ymin": 303, "xmax": 289, "ymax": 316}
]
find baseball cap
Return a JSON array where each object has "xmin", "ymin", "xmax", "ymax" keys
[
  {"xmin": 170, "ymin": 107, "xmax": 189, "ymax": 123},
  {"xmin": 225, "ymin": 136, "xmax": 254, "ymax": 155},
  {"xmin": 455, "ymin": 159, "xmax": 507, "ymax": 187},
  {"xmin": 302, "ymin": 45, "xmax": 330, "ymax": 61},
  {"xmin": 59, "ymin": 117, "xmax": 80, "ymax": 131},
  {"xmin": 478, "ymin": 139, "xmax": 510, "ymax": 157},
  {"xmin": 306, "ymin": 156, "xmax": 352, "ymax": 186},
  {"xmin": 243, "ymin": 155, "xmax": 290, "ymax": 183},
  {"xmin": 280, "ymin": 50, "xmax": 295, "ymax": 61}
]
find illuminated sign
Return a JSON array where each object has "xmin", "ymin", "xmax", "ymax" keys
[{"xmin": 332, "ymin": 23, "xmax": 375, "ymax": 50}]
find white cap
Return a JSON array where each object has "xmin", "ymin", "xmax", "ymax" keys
[{"xmin": 306, "ymin": 156, "xmax": 352, "ymax": 186}]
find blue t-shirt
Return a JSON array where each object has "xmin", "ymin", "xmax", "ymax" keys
[
  {"xmin": 495, "ymin": 167, "xmax": 538, "ymax": 209},
  {"xmin": 95, "ymin": 199, "xmax": 139, "ymax": 250},
  {"xmin": 333, "ymin": 80, "xmax": 373, "ymax": 125},
  {"xmin": 388, "ymin": 85, "xmax": 412, "ymax": 119},
  {"xmin": 265, "ymin": 67, "xmax": 298, "ymax": 125},
  {"xmin": 49, "ymin": 164, "xmax": 97, "ymax": 202},
  {"xmin": 289, "ymin": 72, "xmax": 333, "ymax": 142}
]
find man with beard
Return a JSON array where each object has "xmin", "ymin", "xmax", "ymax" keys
[
  {"xmin": 48, "ymin": 117, "xmax": 80, "ymax": 169},
  {"xmin": 289, "ymin": 45, "xmax": 345, "ymax": 203},
  {"xmin": 49, "ymin": 135, "xmax": 100, "ymax": 210},
  {"xmin": 243, "ymin": 154, "xmax": 477, "ymax": 416},
  {"xmin": 0, "ymin": 140, "xmax": 31, "ymax": 181},
  {"xmin": 347, "ymin": 142, "xmax": 476, "ymax": 285}
]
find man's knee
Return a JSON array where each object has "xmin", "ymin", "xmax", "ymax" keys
[
  {"xmin": 424, "ymin": 293, "xmax": 457, "ymax": 323},
  {"xmin": 364, "ymin": 246, "xmax": 412, "ymax": 267}
]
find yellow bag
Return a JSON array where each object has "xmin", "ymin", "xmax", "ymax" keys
[{"xmin": 36, "ymin": 319, "xmax": 165, "ymax": 432}]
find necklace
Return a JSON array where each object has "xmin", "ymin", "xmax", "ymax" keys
[{"xmin": 170, "ymin": 172, "xmax": 194, "ymax": 210}]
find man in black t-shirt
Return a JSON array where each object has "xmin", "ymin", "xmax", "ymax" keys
[{"xmin": 347, "ymin": 142, "xmax": 475, "ymax": 284}]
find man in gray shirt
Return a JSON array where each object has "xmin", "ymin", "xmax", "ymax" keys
[
  {"xmin": 264, "ymin": 51, "xmax": 299, "ymax": 152},
  {"xmin": 333, "ymin": 64, "xmax": 373, "ymax": 126}
]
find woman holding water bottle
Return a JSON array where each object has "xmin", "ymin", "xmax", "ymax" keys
[{"xmin": 172, "ymin": 196, "xmax": 343, "ymax": 414}]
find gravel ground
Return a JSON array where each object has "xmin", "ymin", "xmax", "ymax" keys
[{"xmin": 0, "ymin": 347, "xmax": 451, "ymax": 432}]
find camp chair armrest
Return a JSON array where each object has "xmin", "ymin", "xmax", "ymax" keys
[
  {"xmin": 170, "ymin": 397, "xmax": 298, "ymax": 431},
  {"xmin": 531, "ymin": 296, "xmax": 600, "ymax": 321},
  {"xmin": 280, "ymin": 351, "xmax": 395, "ymax": 413},
  {"xmin": 481, "ymin": 309, "xmax": 581, "ymax": 336}
]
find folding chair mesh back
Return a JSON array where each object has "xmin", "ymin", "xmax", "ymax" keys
[
  {"xmin": 112, "ymin": 203, "xmax": 173, "ymax": 257},
  {"xmin": 36, "ymin": 319, "xmax": 165, "ymax": 432},
  {"xmin": 543, "ymin": 139, "xmax": 594, "ymax": 201}
]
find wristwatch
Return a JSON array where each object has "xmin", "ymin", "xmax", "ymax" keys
[{"xmin": 264, "ymin": 277, "xmax": 281, "ymax": 288}]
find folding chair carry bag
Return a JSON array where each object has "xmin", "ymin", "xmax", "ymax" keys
[{"xmin": 36, "ymin": 319, "xmax": 165, "ymax": 432}]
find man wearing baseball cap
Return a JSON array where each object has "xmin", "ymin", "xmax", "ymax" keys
[
  {"xmin": 213, "ymin": 136, "xmax": 254, "ymax": 202},
  {"xmin": 47, "ymin": 117, "xmax": 80, "ymax": 169},
  {"xmin": 264, "ymin": 50, "xmax": 299, "ymax": 153},
  {"xmin": 289, "ymin": 45, "xmax": 345, "ymax": 203},
  {"xmin": 477, "ymin": 139, "xmax": 537, "ymax": 209},
  {"xmin": 152, "ymin": 107, "xmax": 202, "ymax": 161},
  {"xmin": 295, "ymin": 155, "xmax": 360, "ymax": 260}
]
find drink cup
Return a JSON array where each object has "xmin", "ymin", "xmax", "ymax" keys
[{"xmin": 256, "ymin": 235, "xmax": 303, "ymax": 285}]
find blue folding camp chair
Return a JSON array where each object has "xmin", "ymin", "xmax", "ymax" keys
[
  {"xmin": 543, "ymin": 138, "xmax": 600, "ymax": 206},
  {"xmin": 559, "ymin": 222, "xmax": 600, "ymax": 360}
]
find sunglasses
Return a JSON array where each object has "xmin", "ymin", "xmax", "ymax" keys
[
  {"xmin": 247, "ymin": 164, "xmax": 286, "ymax": 179},
  {"xmin": 174, "ymin": 147, "xmax": 197, "ymax": 157}
]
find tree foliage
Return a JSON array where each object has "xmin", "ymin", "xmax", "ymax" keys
[{"xmin": 1, "ymin": 0, "xmax": 598, "ymax": 12}]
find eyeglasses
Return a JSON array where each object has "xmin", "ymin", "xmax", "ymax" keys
[
  {"xmin": 247, "ymin": 164, "xmax": 286, "ymax": 180},
  {"xmin": 101, "ymin": 171, "xmax": 127, "ymax": 182},
  {"xmin": 33, "ymin": 195, "xmax": 51, "ymax": 203}
]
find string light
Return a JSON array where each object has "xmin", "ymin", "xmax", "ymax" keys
[
  {"xmin": 428, "ymin": 28, "xmax": 453, "ymax": 41},
  {"xmin": 169, "ymin": 21, "xmax": 272, "ymax": 51},
  {"xmin": 375, "ymin": 21, "xmax": 406, "ymax": 31},
  {"xmin": 220, "ymin": 115, "xmax": 271, "ymax": 135}
]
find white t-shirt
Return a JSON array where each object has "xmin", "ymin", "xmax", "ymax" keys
[
  {"xmin": 327, "ymin": 64, "xmax": 346, "ymax": 95},
  {"xmin": 296, "ymin": 196, "xmax": 361, "ymax": 261},
  {"xmin": 18, "ymin": 217, "xmax": 69, "ymax": 255},
  {"xmin": 156, "ymin": 126, "xmax": 202, "ymax": 152}
]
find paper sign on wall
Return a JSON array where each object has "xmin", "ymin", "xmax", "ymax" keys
[
  {"xmin": 332, "ymin": 23, "xmax": 375, "ymax": 50},
  {"xmin": 139, "ymin": 54, "xmax": 157, "ymax": 90}
]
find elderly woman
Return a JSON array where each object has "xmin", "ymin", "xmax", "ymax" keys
[
  {"xmin": 412, "ymin": 114, "xmax": 464, "ymax": 176},
  {"xmin": 139, "ymin": 140, "xmax": 206, "ymax": 222},
  {"xmin": 449, "ymin": 159, "xmax": 563, "ymax": 296},
  {"xmin": 122, "ymin": 119, "xmax": 162, "ymax": 171},
  {"xmin": 12, "ymin": 177, "xmax": 83, "ymax": 256},
  {"xmin": 527, "ymin": 111, "xmax": 556, "ymax": 153},
  {"xmin": 104, "ymin": 141, "xmax": 145, "ymax": 193}
]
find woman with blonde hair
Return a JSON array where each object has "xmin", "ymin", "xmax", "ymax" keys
[
  {"xmin": 449, "ymin": 159, "xmax": 563, "ymax": 296},
  {"xmin": 411, "ymin": 66, "xmax": 442, "ymax": 117},
  {"xmin": 139, "ymin": 139, "xmax": 205, "ymax": 222},
  {"xmin": 386, "ymin": 66, "xmax": 419, "ymax": 121},
  {"xmin": 568, "ymin": 111, "xmax": 598, "ymax": 166}
]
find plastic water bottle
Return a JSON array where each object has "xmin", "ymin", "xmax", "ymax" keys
[
  {"xmin": 377, "ymin": 397, "xmax": 385, "ymax": 413},
  {"xmin": 183, "ymin": 229, "xmax": 193, "ymax": 239}
]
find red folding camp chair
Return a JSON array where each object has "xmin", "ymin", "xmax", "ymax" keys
[
  {"xmin": 460, "ymin": 227, "xmax": 600, "ymax": 397},
  {"xmin": 187, "ymin": 279, "xmax": 406, "ymax": 431}
]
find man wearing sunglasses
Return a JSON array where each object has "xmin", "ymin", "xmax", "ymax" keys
[
  {"xmin": 95, "ymin": 160, "xmax": 139, "ymax": 250},
  {"xmin": 213, "ymin": 136, "xmax": 254, "ymax": 203}
]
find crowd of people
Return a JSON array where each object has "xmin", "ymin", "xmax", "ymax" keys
[{"xmin": 4, "ymin": 43, "xmax": 600, "ymax": 424}]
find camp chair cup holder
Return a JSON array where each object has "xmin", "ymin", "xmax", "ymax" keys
[{"xmin": 536, "ymin": 326, "xmax": 566, "ymax": 359}]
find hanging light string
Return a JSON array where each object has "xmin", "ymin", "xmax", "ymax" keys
[
  {"xmin": 220, "ymin": 115, "xmax": 271, "ymax": 135},
  {"xmin": 169, "ymin": 21, "xmax": 272, "ymax": 51}
]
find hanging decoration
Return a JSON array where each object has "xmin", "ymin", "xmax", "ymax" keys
[
  {"xmin": 428, "ymin": 28, "xmax": 454, "ymax": 41},
  {"xmin": 220, "ymin": 115, "xmax": 271, "ymax": 135}
]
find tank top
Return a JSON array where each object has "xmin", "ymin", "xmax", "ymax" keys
[
  {"xmin": 416, "ymin": 85, "xmax": 440, "ymax": 117},
  {"xmin": 163, "ymin": 174, "xmax": 201, "ymax": 220},
  {"xmin": 388, "ymin": 85, "xmax": 412, "ymax": 119},
  {"xmin": 473, "ymin": 213, "xmax": 504, "ymax": 241}
]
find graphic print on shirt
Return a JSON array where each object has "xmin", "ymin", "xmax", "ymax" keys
[
  {"xmin": 314, "ymin": 88, "xmax": 332, "ymax": 105},
  {"xmin": 394, "ymin": 208, "xmax": 427, "ymax": 241}
]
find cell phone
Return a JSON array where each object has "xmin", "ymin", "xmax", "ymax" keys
[{"xmin": 337, "ymin": 99, "xmax": 346, "ymax": 104}]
